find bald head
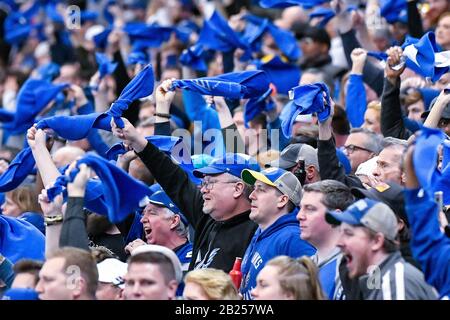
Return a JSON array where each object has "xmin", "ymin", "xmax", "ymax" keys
[{"xmin": 52, "ymin": 146, "xmax": 86, "ymax": 168}]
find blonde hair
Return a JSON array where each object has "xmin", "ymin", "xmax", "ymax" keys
[
  {"xmin": 184, "ymin": 268, "xmax": 240, "ymax": 300},
  {"xmin": 366, "ymin": 101, "xmax": 381, "ymax": 120},
  {"xmin": 266, "ymin": 256, "xmax": 326, "ymax": 300},
  {"xmin": 5, "ymin": 185, "xmax": 42, "ymax": 215}
]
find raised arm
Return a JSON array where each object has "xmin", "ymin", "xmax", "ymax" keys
[
  {"xmin": 111, "ymin": 81, "xmax": 205, "ymax": 228},
  {"xmin": 380, "ymin": 46, "xmax": 411, "ymax": 140},
  {"xmin": 59, "ymin": 163, "xmax": 92, "ymax": 251}
]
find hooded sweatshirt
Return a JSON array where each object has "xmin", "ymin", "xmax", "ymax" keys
[{"xmin": 240, "ymin": 211, "xmax": 316, "ymax": 300}]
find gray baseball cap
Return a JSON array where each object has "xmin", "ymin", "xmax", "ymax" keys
[
  {"xmin": 241, "ymin": 167, "xmax": 302, "ymax": 206},
  {"xmin": 266, "ymin": 143, "xmax": 319, "ymax": 171},
  {"xmin": 421, "ymin": 96, "xmax": 450, "ymax": 119},
  {"xmin": 325, "ymin": 198, "xmax": 398, "ymax": 241}
]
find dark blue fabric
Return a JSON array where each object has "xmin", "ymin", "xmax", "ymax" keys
[
  {"xmin": 0, "ymin": 215, "xmax": 45, "ymax": 263},
  {"xmin": 266, "ymin": 23, "xmax": 300, "ymax": 61},
  {"xmin": 49, "ymin": 154, "xmax": 152, "ymax": 223},
  {"xmin": 412, "ymin": 127, "xmax": 450, "ymax": 203},
  {"xmin": 259, "ymin": 0, "xmax": 330, "ymax": 9},
  {"xmin": 369, "ymin": 32, "xmax": 449, "ymax": 82},
  {"xmin": 0, "ymin": 148, "xmax": 35, "ymax": 192},
  {"xmin": 244, "ymin": 87, "xmax": 274, "ymax": 127},
  {"xmin": 197, "ymin": 10, "xmax": 250, "ymax": 59},
  {"xmin": 281, "ymin": 82, "xmax": 331, "ymax": 137},
  {"xmin": 95, "ymin": 53, "xmax": 118, "ymax": 79},
  {"xmin": 418, "ymin": 88, "xmax": 440, "ymax": 110},
  {"xmin": 309, "ymin": 7, "xmax": 335, "ymax": 28},
  {"xmin": 127, "ymin": 51, "xmax": 149, "ymax": 66},
  {"xmin": 19, "ymin": 212, "xmax": 45, "ymax": 234},
  {"xmin": 380, "ymin": 0, "xmax": 407, "ymax": 24},
  {"xmin": 106, "ymin": 135, "xmax": 182, "ymax": 161},
  {"xmin": 123, "ymin": 23, "xmax": 173, "ymax": 48},
  {"xmin": 37, "ymin": 62, "xmax": 60, "ymax": 81},
  {"xmin": 93, "ymin": 27, "xmax": 112, "ymax": 50},
  {"xmin": 2, "ymin": 79, "xmax": 69, "ymax": 135},
  {"xmin": 107, "ymin": 64, "xmax": 154, "ymax": 128},
  {"xmin": 171, "ymin": 70, "xmax": 270, "ymax": 99},
  {"xmin": 255, "ymin": 55, "xmax": 301, "ymax": 95},
  {"xmin": 179, "ymin": 44, "xmax": 207, "ymax": 72},
  {"xmin": 0, "ymin": 109, "xmax": 15, "ymax": 123}
]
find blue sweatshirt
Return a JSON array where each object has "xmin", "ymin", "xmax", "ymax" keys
[
  {"xmin": 345, "ymin": 74, "xmax": 366, "ymax": 128},
  {"xmin": 404, "ymin": 188, "xmax": 450, "ymax": 299},
  {"xmin": 240, "ymin": 211, "xmax": 316, "ymax": 300},
  {"xmin": 175, "ymin": 241, "xmax": 193, "ymax": 297}
]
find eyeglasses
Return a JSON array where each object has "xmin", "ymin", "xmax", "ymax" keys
[
  {"xmin": 343, "ymin": 144, "xmax": 373, "ymax": 154},
  {"xmin": 199, "ymin": 179, "xmax": 238, "ymax": 191},
  {"xmin": 438, "ymin": 118, "xmax": 450, "ymax": 128}
]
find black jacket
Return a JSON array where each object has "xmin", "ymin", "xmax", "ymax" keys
[
  {"xmin": 381, "ymin": 78, "xmax": 412, "ymax": 140},
  {"xmin": 317, "ymin": 138, "xmax": 364, "ymax": 189},
  {"xmin": 137, "ymin": 142, "xmax": 257, "ymax": 272}
]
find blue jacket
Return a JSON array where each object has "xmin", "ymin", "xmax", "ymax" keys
[
  {"xmin": 312, "ymin": 248, "xmax": 344, "ymax": 300},
  {"xmin": 175, "ymin": 241, "xmax": 193, "ymax": 297},
  {"xmin": 240, "ymin": 211, "xmax": 316, "ymax": 300},
  {"xmin": 404, "ymin": 188, "xmax": 450, "ymax": 299}
]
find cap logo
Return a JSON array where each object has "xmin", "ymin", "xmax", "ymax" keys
[
  {"xmin": 169, "ymin": 203, "xmax": 174, "ymax": 208},
  {"xmin": 265, "ymin": 167, "xmax": 278, "ymax": 174},
  {"xmin": 354, "ymin": 200, "xmax": 368, "ymax": 211}
]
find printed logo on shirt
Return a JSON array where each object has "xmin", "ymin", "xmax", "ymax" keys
[
  {"xmin": 196, "ymin": 248, "xmax": 221, "ymax": 269},
  {"xmin": 251, "ymin": 252, "xmax": 263, "ymax": 270}
]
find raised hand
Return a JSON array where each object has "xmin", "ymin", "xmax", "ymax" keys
[
  {"xmin": 66, "ymin": 162, "xmax": 91, "ymax": 198},
  {"xmin": 38, "ymin": 187, "xmax": 64, "ymax": 217},
  {"xmin": 110, "ymin": 117, "xmax": 148, "ymax": 153},
  {"xmin": 385, "ymin": 46, "xmax": 406, "ymax": 82},
  {"xmin": 350, "ymin": 48, "xmax": 368, "ymax": 75}
]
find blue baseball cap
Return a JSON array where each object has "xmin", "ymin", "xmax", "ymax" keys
[
  {"xmin": 325, "ymin": 199, "xmax": 398, "ymax": 241},
  {"xmin": 241, "ymin": 167, "xmax": 302, "ymax": 206},
  {"xmin": 193, "ymin": 153, "xmax": 260, "ymax": 179},
  {"xmin": 148, "ymin": 190, "xmax": 188, "ymax": 226},
  {"xmin": 2, "ymin": 288, "xmax": 39, "ymax": 300}
]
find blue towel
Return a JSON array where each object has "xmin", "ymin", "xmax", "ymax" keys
[
  {"xmin": 0, "ymin": 215, "xmax": 45, "ymax": 263},
  {"xmin": 244, "ymin": 87, "xmax": 274, "ymax": 127},
  {"xmin": 369, "ymin": 32, "xmax": 450, "ymax": 82},
  {"xmin": 95, "ymin": 53, "xmax": 118, "ymax": 79},
  {"xmin": 179, "ymin": 44, "xmax": 208, "ymax": 72},
  {"xmin": 282, "ymin": 82, "xmax": 331, "ymax": 137},
  {"xmin": 105, "ymin": 135, "xmax": 182, "ymax": 161},
  {"xmin": 107, "ymin": 64, "xmax": 154, "ymax": 128},
  {"xmin": 412, "ymin": 126, "xmax": 450, "ymax": 204},
  {"xmin": 197, "ymin": 10, "xmax": 251, "ymax": 59},
  {"xmin": 0, "ymin": 148, "xmax": 35, "ymax": 192},
  {"xmin": 309, "ymin": 7, "xmax": 335, "ymax": 28},
  {"xmin": 2, "ymin": 79, "xmax": 69, "ymax": 135},
  {"xmin": 48, "ymin": 154, "xmax": 152, "ymax": 223},
  {"xmin": 171, "ymin": 70, "xmax": 270, "ymax": 99},
  {"xmin": 259, "ymin": 0, "xmax": 330, "ymax": 9}
]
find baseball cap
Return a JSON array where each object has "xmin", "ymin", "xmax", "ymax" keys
[
  {"xmin": 131, "ymin": 244, "xmax": 183, "ymax": 283},
  {"xmin": 325, "ymin": 198, "xmax": 398, "ymax": 241},
  {"xmin": 241, "ymin": 167, "xmax": 302, "ymax": 206},
  {"xmin": 267, "ymin": 143, "xmax": 319, "ymax": 171},
  {"xmin": 1, "ymin": 288, "xmax": 39, "ymax": 300},
  {"xmin": 97, "ymin": 258, "xmax": 128, "ymax": 289},
  {"xmin": 351, "ymin": 182, "xmax": 409, "ymax": 227},
  {"xmin": 421, "ymin": 96, "xmax": 450, "ymax": 119},
  {"xmin": 193, "ymin": 153, "xmax": 260, "ymax": 179},
  {"xmin": 148, "ymin": 190, "xmax": 189, "ymax": 226}
]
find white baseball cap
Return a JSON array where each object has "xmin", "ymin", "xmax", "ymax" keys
[{"xmin": 97, "ymin": 258, "xmax": 128, "ymax": 289}]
